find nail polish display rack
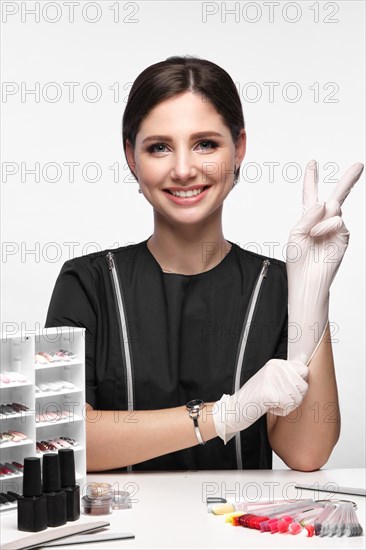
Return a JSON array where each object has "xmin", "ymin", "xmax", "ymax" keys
[{"xmin": 0, "ymin": 327, "xmax": 86, "ymax": 512}]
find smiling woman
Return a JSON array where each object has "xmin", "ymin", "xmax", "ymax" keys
[
  {"xmin": 124, "ymin": 89, "xmax": 245, "ymax": 258},
  {"xmin": 44, "ymin": 55, "xmax": 363, "ymax": 473}
]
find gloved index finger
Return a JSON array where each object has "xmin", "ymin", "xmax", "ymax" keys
[
  {"xmin": 327, "ymin": 162, "xmax": 364, "ymax": 206},
  {"xmin": 302, "ymin": 159, "xmax": 318, "ymax": 211}
]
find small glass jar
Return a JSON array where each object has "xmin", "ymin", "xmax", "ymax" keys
[
  {"xmin": 112, "ymin": 490, "xmax": 132, "ymax": 510},
  {"xmin": 81, "ymin": 482, "xmax": 112, "ymax": 516}
]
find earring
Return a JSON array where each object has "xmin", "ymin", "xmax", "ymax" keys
[{"xmin": 138, "ymin": 187, "xmax": 143, "ymax": 193}]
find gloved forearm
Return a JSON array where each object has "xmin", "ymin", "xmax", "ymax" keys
[{"xmin": 286, "ymin": 160, "xmax": 364, "ymax": 365}]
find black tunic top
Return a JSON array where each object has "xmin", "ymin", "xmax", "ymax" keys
[{"xmin": 45, "ymin": 237, "xmax": 288, "ymax": 471}]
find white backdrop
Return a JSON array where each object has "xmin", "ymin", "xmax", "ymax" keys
[{"xmin": 1, "ymin": 1, "xmax": 365, "ymax": 469}]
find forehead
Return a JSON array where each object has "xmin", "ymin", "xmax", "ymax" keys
[{"xmin": 137, "ymin": 91, "xmax": 227, "ymax": 135}]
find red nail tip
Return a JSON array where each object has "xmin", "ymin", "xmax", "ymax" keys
[
  {"xmin": 238, "ymin": 514, "xmax": 254, "ymax": 527},
  {"xmin": 305, "ymin": 524, "xmax": 315, "ymax": 537}
]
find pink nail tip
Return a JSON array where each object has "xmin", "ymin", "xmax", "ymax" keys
[
  {"xmin": 277, "ymin": 519, "xmax": 289, "ymax": 533},
  {"xmin": 289, "ymin": 522, "xmax": 302, "ymax": 534},
  {"xmin": 269, "ymin": 521, "xmax": 279, "ymax": 533}
]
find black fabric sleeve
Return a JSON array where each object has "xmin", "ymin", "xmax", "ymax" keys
[{"xmin": 44, "ymin": 260, "xmax": 98, "ymax": 409}]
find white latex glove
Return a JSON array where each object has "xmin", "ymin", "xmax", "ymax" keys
[
  {"xmin": 286, "ymin": 160, "xmax": 364, "ymax": 365},
  {"xmin": 213, "ymin": 359, "xmax": 309, "ymax": 444}
]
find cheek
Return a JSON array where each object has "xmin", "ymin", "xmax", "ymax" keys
[
  {"xmin": 213, "ymin": 157, "xmax": 235, "ymax": 186},
  {"xmin": 137, "ymin": 157, "xmax": 166, "ymax": 182},
  {"xmin": 141, "ymin": 167, "xmax": 163, "ymax": 186}
]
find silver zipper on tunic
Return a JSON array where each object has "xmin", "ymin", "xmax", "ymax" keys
[
  {"xmin": 233, "ymin": 259, "xmax": 270, "ymax": 470},
  {"xmin": 106, "ymin": 251, "xmax": 134, "ymax": 472}
]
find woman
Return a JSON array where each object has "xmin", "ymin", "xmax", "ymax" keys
[{"xmin": 45, "ymin": 55, "xmax": 363, "ymax": 472}]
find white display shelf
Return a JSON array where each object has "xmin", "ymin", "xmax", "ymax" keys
[
  {"xmin": 0, "ymin": 327, "xmax": 86, "ymax": 512},
  {"xmin": 36, "ymin": 414, "xmax": 84, "ymax": 429},
  {"xmin": 0, "ymin": 439, "xmax": 33, "ymax": 450},
  {"xmin": 35, "ymin": 359, "xmax": 82, "ymax": 370},
  {"xmin": 0, "ymin": 470, "xmax": 23, "ymax": 478},
  {"xmin": 0, "ymin": 412, "xmax": 33, "ymax": 420},
  {"xmin": 35, "ymin": 387, "xmax": 82, "ymax": 398},
  {"xmin": 0, "ymin": 382, "xmax": 32, "ymax": 390}
]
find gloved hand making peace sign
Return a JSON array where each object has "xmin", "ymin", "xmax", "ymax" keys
[
  {"xmin": 286, "ymin": 160, "xmax": 364, "ymax": 365},
  {"xmin": 213, "ymin": 160, "xmax": 363, "ymax": 445}
]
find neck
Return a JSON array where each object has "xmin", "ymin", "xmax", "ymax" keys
[{"xmin": 147, "ymin": 212, "xmax": 231, "ymax": 275}]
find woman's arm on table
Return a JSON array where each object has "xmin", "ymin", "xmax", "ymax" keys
[{"xmin": 85, "ymin": 402, "xmax": 218, "ymax": 471}]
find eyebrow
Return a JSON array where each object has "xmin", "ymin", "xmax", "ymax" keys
[{"xmin": 142, "ymin": 131, "xmax": 224, "ymax": 144}]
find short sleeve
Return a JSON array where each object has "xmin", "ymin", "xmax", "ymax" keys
[{"xmin": 44, "ymin": 260, "xmax": 98, "ymax": 409}]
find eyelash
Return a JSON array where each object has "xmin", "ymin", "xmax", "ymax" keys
[{"xmin": 146, "ymin": 140, "xmax": 219, "ymax": 154}]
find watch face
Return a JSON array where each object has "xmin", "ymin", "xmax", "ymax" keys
[{"xmin": 187, "ymin": 399, "xmax": 204, "ymax": 409}]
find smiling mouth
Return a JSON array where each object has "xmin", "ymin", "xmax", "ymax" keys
[{"xmin": 163, "ymin": 186, "xmax": 209, "ymax": 198}]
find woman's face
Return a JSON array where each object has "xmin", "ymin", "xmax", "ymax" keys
[{"xmin": 126, "ymin": 91, "xmax": 246, "ymax": 226}]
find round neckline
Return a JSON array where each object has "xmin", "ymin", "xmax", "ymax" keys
[{"xmin": 144, "ymin": 238, "xmax": 236, "ymax": 277}]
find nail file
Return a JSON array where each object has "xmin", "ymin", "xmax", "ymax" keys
[
  {"xmin": 1, "ymin": 521, "xmax": 111, "ymax": 550},
  {"xmin": 40, "ymin": 532, "xmax": 135, "ymax": 547},
  {"xmin": 295, "ymin": 484, "xmax": 366, "ymax": 497}
]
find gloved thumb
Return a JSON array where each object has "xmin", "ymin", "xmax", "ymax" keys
[
  {"xmin": 290, "ymin": 360, "xmax": 309, "ymax": 381},
  {"xmin": 309, "ymin": 216, "xmax": 343, "ymax": 237}
]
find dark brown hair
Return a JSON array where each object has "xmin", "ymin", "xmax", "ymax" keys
[{"xmin": 122, "ymin": 55, "xmax": 245, "ymax": 182}]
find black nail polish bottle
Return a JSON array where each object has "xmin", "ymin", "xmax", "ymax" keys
[
  {"xmin": 42, "ymin": 453, "xmax": 67, "ymax": 527},
  {"xmin": 17, "ymin": 457, "xmax": 47, "ymax": 532},
  {"xmin": 58, "ymin": 448, "xmax": 80, "ymax": 521}
]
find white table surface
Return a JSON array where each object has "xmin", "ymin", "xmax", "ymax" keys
[{"xmin": 1, "ymin": 468, "xmax": 365, "ymax": 549}]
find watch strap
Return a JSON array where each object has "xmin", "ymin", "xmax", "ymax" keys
[
  {"xmin": 192, "ymin": 415, "xmax": 205, "ymax": 445},
  {"xmin": 187, "ymin": 403, "xmax": 206, "ymax": 445}
]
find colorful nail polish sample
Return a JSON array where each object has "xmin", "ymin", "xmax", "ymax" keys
[
  {"xmin": 0, "ymin": 464, "xmax": 13, "ymax": 475},
  {"xmin": 0, "ymin": 433, "xmax": 15, "ymax": 442},
  {"xmin": 35, "ymin": 354, "xmax": 49, "ymax": 364},
  {"xmin": 3, "ymin": 372, "xmax": 28, "ymax": 383},
  {"xmin": 9, "ymin": 431, "xmax": 27, "ymax": 441},
  {"xmin": 11, "ymin": 402, "xmax": 29, "ymax": 412}
]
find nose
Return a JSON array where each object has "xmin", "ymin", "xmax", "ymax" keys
[{"xmin": 170, "ymin": 148, "xmax": 198, "ymax": 182}]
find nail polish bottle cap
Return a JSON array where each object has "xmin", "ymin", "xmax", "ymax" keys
[
  {"xmin": 23, "ymin": 457, "xmax": 42, "ymax": 497},
  {"xmin": 42, "ymin": 453, "xmax": 62, "ymax": 492},
  {"xmin": 58, "ymin": 448, "xmax": 76, "ymax": 487}
]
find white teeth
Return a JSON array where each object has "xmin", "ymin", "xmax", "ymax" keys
[{"xmin": 170, "ymin": 187, "xmax": 205, "ymax": 198}]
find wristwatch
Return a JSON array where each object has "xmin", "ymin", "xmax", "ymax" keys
[{"xmin": 186, "ymin": 399, "xmax": 206, "ymax": 445}]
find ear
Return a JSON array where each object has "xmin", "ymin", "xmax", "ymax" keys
[
  {"xmin": 235, "ymin": 129, "xmax": 246, "ymax": 165},
  {"xmin": 125, "ymin": 138, "xmax": 137, "ymax": 178}
]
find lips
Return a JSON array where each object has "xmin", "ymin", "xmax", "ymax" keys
[
  {"xmin": 163, "ymin": 185, "xmax": 209, "ymax": 195},
  {"xmin": 163, "ymin": 185, "xmax": 211, "ymax": 205}
]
